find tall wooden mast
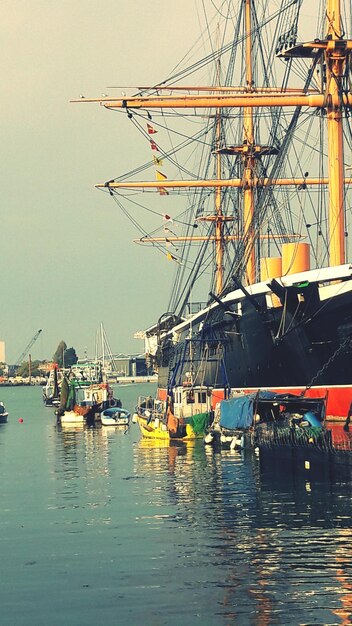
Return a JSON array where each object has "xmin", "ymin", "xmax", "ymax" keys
[
  {"xmin": 196, "ymin": 28, "xmax": 227, "ymax": 296},
  {"xmin": 326, "ymin": 0, "xmax": 346, "ymax": 265},
  {"xmin": 243, "ymin": 0, "xmax": 255, "ymax": 283},
  {"xmin": 214, "ymin": 30, "xmax": 224, "ymax": 295},
  {"xmin": 214, "ymin": 105, "xmax": 224, "ymax": 294}
]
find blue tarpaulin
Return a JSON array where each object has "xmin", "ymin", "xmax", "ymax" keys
[{"xmin": 220, "ymin": 391, "xmax": 277, "ymax": 430}]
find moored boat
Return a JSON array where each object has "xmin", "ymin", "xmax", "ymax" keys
[
  {"xmin": 205, "ymin": 391, "xmax": 328, "ymax": 451},
  {"xmin": 0, "ymin": 402, "xmax": 8, "ymax": 424},
  {"xmin": 134, "ymin": 383, "xmax": 213, "ymax": 440},
  {"xmin": 42, "ymin": 365, "xmax": 62, "ymax": 407},
  {"xmin": 205, "ymin": 390, "xmax": 352, "ymax": 468},
  {"xmin": 56, "ymin": 360, "xmax": 120, "ymax": 425},
  {"xmin": 101, "ymin": 406, "xmax": 130, "ymax": 426}
]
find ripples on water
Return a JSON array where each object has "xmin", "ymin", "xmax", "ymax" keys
[{"xmin": 0, "ymin": 385, "xmax": 351, "ymax": 625}]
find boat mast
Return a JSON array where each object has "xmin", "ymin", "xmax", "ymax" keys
[
  {"xmin": 101, "ymin": 321, "xmax": 105, "ymax": 370},
  {"xmin": 214, "ymin": 99, "xmax": 224, "ymax": 295},
  {"xmin": 214, "ymin": 27, "xmax": 224, "ymax": 295},
  {"xmin": 243, "ymin": 0, "xmax": 255, "ymax": 283},
  {"xmin": 326, "ymin": 0, "xmax": 346, "ymax": 265},
  {"xmin": 186, "ymin": 25, "xmax": 227, "ymax": 296}
]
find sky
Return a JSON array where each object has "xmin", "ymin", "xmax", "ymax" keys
[
  {"xmin": 0, "ymin": 0, "xmax": 322, "ymax": 364},
  {"xmin": 0, "ymin": 0, "xmax": 206, "ymax": 363}
]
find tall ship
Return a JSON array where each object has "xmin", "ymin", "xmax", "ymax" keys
[{"xmin": 74, "ymin": 0, "xmax": 352, "ymax": 421}]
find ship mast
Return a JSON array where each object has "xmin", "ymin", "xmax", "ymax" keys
[
  {"xmin": 213, "ymin": 28, "xmax": 224, "ymax": 295},
  {"xmin": 214, "ymin": 99, "xmax": 224, "ymax": 294},
  {"xmin": 243, "ymin": 0, "xmax": 255, "ymax": 284},
  {"xmin": 326, "ymin": 0, "xmax": 345, "ymax": 265}
]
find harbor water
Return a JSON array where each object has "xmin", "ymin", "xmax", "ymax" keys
[{"xmin": 0, "ymin": 384, "xmax": 351, "ymax": 625}]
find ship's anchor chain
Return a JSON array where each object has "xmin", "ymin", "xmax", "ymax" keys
[{"xmin": 302, "ymin": 334, "xmax": 352, "ymax": 395}]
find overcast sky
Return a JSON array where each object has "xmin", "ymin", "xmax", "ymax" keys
[
  {"xmin": 0, "ymin": 0, "xmax": 206, "ymax": 362},
  {"xmin": 0, "ymin": 0, "xmax": 323, "ymax": 363}
]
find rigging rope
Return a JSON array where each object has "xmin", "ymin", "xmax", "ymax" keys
[{"xmin": 302, "ymin": 335, "xmax": 352, "ymax": 394}]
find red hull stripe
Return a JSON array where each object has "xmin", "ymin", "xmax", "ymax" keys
[
  {"xmin": 229, "ymin": 386, "xmax": 352, "ymax": 419},
  {"xmin": 158, "ymin": 386, "xmax": 352, "ymax": 419}
]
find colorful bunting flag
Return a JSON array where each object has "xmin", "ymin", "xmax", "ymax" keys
[
  {"xmin": 156, "ymin": 171, "xmax": 168, "ymax": 195},
  {"xmin": 153, "ymin": 156, "xmax": 163, "ymax": 167},
  {"xmin": 146, "ymin": 125, "xmax": 169, "ymax": 198},
  {"xmin": 165, "ymin": 238, "xmax": 178, "ymax": 250}
]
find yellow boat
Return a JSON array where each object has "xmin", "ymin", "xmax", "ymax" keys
[
  {"xmin": 136, "ymin": 414, "xmax": 201, "ymax": 441},
  {"xmin": 134, "ymin": 385, "xmax": 213, "ymax": 441}
]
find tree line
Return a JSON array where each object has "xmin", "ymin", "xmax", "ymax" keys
[{"xmin": 15, "ymin": 341, "xmax": 78, "ymax": 377}]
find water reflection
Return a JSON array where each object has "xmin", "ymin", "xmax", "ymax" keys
[
  {"xmin": 133, "ymin": 439, "xmax": 352, "ymax": 624},
  {"xmin": 333, "ymin": 528, "xmax": 352, "ymax": 626},
  {"xmin": 48, "ymin": 424, "xmax": 117, "ymax": 528},
  {"xmin": 42, "ymin": 415, "xmax": 352, "ymax": 624}
]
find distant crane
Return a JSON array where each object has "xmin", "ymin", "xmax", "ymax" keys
[{"xmin": 15, "ymin": 329, "xmax": 42, "ymax": 366}]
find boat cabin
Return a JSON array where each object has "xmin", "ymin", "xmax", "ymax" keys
[{"xmin": 172, "ymin": 385, "xmax": 212, "ymax": 419}]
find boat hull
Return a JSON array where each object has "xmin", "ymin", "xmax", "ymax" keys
[
  {"xmin": 101, "ymin": 408, "xmax": 130, "ymax": 426},
  {"xmin": 43, "ymin": 396, "xmax": 60, "ymax": 407},
  {"xmin": 101, "ymin": 417, "xmax": 129, "ymax": 426},
  {"xmin": 155, "ymin": 267, "xmax": 352, "ymax": 420},
  {"xmin": 136, "ymin": 414, "xmax": 204, "ymax": 441},
  {"xmin": 0, "ymin": 402, "xmax": 8, "ymax": 424},
  {"xmin": 60, "ymin": 410, "xmax": 85, "ymax": 424}
]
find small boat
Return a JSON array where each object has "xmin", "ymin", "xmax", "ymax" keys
[
  {"xmin": 0, "ymin": 402, "xmax": 8, "ymax": 424},
  {"xmin": 101, "ymin": 407, "xmax": 130, "ymax": 427},
  {"xmin": 252, "ymin": 393, "xmax": 328, "ymax": 452},
  {"xmin": 205, "ymin": 391, "xmax": 328, "ymax": 451},
  {"xmin": 56, "ymin": 361, "xmax": 121, "ymax": 425},
  {"xmin": 42, "ymin": 365, "xmax": 62, "ymax": 407},
  {"xmin": 134, "ymin": 385, "xmax": 213, "ymax": 441}
]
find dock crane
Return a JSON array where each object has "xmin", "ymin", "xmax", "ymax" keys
[{"xmin": 15, "ymin": 329, "xmax": 42, "ymax": 366}]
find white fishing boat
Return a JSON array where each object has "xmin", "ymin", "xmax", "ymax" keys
[
  {"xmin": 101, "ymin": 407, "xmax": 130, "ymax": 426},
  {"xmin": 0, "ymin": 402, "xmax": 8, "ymax": 424},
  {"xmin": 56, "ymin": 360, "xmax": 120, "ymax": 425},
  {"xmin": 42, "ymin": 365, "xmax": 62, "ymax": 407}
]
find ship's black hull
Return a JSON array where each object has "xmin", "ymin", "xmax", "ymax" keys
[{"xmin": 155, "ymin": 271, "xmax": 352, "ymax": 417}]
